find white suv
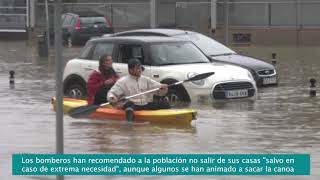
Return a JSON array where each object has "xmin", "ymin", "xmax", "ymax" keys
[{"xmin": 63, "ymin": 36, "xmax": 257, "ymax": 104}]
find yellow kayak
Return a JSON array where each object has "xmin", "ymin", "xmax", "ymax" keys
[{"xmin": 51, "ymin": 98, "xmax": 197, "ymax": 125}]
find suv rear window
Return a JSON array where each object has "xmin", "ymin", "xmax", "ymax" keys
[{"xmin": 80, "ymin": 17, "xmax": 109, "ymax": 26}]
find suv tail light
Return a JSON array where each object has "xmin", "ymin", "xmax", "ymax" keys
[
  {"xmin": 75, "ymin": 17, "xmax": 81, "ymax": 31},
  {"xmin": 104, "ymin": 16, "xmax": 113, "ymax": 28}
]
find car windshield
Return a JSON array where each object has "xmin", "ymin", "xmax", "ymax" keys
[
  {"xmin": 176, "ymin": 33, "xmax": 235, "ymax": 56},
  {"xmin": 149, "ymin": 42, "xmax": 210, "ymax": 65}
]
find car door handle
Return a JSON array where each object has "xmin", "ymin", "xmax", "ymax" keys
[{"xmin": 84, "ymin": 66, "xmax": 94, "ymax": 71}]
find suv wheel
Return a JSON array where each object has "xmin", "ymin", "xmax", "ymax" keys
[
  {"xmin": 65, "ymin": 84, "xmax": 86, "ymax": 99},
  {"xmin": 67, "ymin": 36, "xmax": 72, "ymax": 48}
]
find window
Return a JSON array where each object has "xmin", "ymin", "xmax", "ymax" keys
[
  {"xmin": 80, "ymin": 17, "xmax": 109, "ymax": 27},
  {"xmin": 92, "ymin": 43, "xmax": 114, "ymax": 60},
  {"xmin": 70, "ymin": 17, "xmax": 76, "ymax": 26},
  {"xmin": 0, "ymin": 0, "xmax": 27, "ymax": 31},
  {"xmin": 61, "ymin": 14, "xmax": 66, "ymax": 23},
  {"xmin": 149, "ymin": 42, "xmax": 209, "ymax": 65},
  {"xmin": 177, "ymin": 33, "xmax": 235, "ymax": 56},
  {"xmin": 79, "ymin": 42, "xmax": 94, "ymax": 59},
  {"xmin": 118, "ymin": 45, "xmax": 144, "ymax": 64},
  {"xmin": 62, "ymin": 15, "xmax": 73, "ymax": 26},
  {"xmin": 132, "ymin": 46, "xmax": 143, "ymax": 60}
]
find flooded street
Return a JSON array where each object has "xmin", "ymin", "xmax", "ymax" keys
[{"xmin": 1, "ymin": 40, "xmax": 320, "ymax": 179}]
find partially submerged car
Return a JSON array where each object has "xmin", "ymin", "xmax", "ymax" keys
[
  {"xmin": 63, "ymin": 36, "xmax": 257, "ymax": 105},
  {"xmin": 109, "ymin": 29, "xmax": 277, "ymax": 87}
]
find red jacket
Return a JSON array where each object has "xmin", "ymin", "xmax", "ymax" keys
[{"xmin": 86, "ymin": 70, "xmax": 119, "ymax": 105}]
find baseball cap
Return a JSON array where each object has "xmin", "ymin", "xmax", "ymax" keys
[{"xmin": 128, "ymin": 58, "xmax": 145, "ymax": 71}]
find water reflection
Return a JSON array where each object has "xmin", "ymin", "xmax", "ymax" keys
[
  {"xmin": 68, "ymin": 120, "xmax": 197, "ymax": 153},
  {"xmin": 210, "ymin": 100, "xmax": 256, "ymax": 111}
]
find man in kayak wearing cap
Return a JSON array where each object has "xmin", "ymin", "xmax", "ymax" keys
[{"xmin": 107, "ymin": 58, "xmax": 170, "ymax": 121}]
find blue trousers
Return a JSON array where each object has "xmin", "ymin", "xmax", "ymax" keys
[{"xmin": 122, "ymin": 101, "xmax": 171, "ymax": 111}]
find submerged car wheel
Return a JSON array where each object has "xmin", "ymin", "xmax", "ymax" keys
[
  {"xmin": 65, "ymin": 84, "xmax": 86, "ymax": 99},
  {"xmin": 162, "ymin": 89, "xmax": 185, "ymax": 107}
]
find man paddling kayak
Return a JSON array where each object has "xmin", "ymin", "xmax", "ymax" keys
[{"xmin": 107, "ymin": 58, "xmax": 170, "ymax": 121}]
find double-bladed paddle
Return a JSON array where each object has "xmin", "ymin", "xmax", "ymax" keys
[{"xmin": 68, "ymin": 72, "xmax": 215, "ymax": 118}]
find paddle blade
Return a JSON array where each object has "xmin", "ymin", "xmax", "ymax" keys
[
  {"xmin": 68, "ymin": 105, "xmax": 100, "ymax": 118},
  {"xmin": 186, "ymin": 72, "xmax": 215, "ymax": 82}
]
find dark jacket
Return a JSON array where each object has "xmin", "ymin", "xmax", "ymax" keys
[{"xmin": 86, "ymin": 70, "xmax": 119, "ymax": 105}]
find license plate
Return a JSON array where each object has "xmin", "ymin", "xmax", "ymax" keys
[
  {"xmin": 263, "ymin": 76, "xmax": 277, "ymax": 84},
  {"xmin": 225, "ymin": 89, "xmax": 248, "ymax": 98}
]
